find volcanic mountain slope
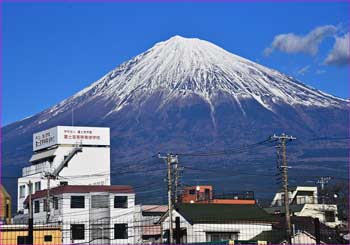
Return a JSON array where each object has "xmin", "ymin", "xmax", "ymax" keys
[{"xmin": 2, "ymin": 36, "xmax": 349, "ymax": 205}]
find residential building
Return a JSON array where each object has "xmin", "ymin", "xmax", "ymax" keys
[
  {"xmin": 0, "ymin": 224, "xmax": 61, "ymax": 245},
  {"xmin": 268, "ymin": 186, "xmax": 341, "ymax": 228},
  {"xmin": 17, "ymin": 126, "xmax": 111, "ymax": 212},
  {"xmin": 253, "ymin": 216, "xmax": 345, "ymax": 244},
  {"xmin": 160, "ymin": 203, "xmax": 275, "ymax": 243},
  {"xmin": 0, "ymin": 185, "xmax": 12, "ymax": 224},
  {"xmin": 140, "ymin": 205, "xmax": 168, "ymax": 243},
  {"xmin": 181, "ymin": 185, "xmax": 255, "ymax": 204},
  {"xmin": 23, "ymin": 185, "xmax": 140, "ymax": 244}
]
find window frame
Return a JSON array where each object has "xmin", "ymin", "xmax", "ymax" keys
[
  {"xmin": 114, "ymin": 196, "xmax": 128, "ymax": 208},
  {"xmin": 34, "ymin": 200, "xmax": 40, "ymax": 213},
  {"xmin": 19, "ymin": 185, "xmax": 26, "ymax": 198},
  {"xmin": 34, "ymin": 181, "xmax": 41, "ymax": 192},
  {"xmin": 70, "ymin": 196, "xmax": 85, "ymax": 209},
  {"xmin": 71, "ymin": 224, "xmax": 85, "ymax": 240},
  {"xmin": 114, "ymin": 223, "xmax": 128, "ymax": 239}
]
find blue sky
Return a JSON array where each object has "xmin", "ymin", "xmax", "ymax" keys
[{"xmin": 2, "ymin": 2, "xmax": 349, "ymax": 125}]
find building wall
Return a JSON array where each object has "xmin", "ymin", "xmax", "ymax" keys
[
  {"xmin": 0, "ymin": 226, "xmax": 61, "ymax": 245},
  {"xmin": 297, "ymin": 204, "xmax": 340, "ymax": 228},
  {"xmin": 29, "ymin": 192, "xmax": 137, "ymax": 244},
  {"xmin": 17, "ymin": 146, "xmax": 111, "ymax": 212},
  {"xmin": 162, "ymin": 211, "xmax": 272, "ymax": 243},
  {"xmin": 0, "ymin": 185, "xmax": 12, "ymax": 224}
]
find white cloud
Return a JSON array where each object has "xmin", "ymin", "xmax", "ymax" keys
[
  {"xmin": 264, "ymin": 25, "xmax": 337, "ymax": 56},
  {"xmin": 297, "ymin": 65, "xmax": 310, "ymax": 75},
  {"xmin": 324, "ymin": 33, "xmax": 350, "ymax": 66}
]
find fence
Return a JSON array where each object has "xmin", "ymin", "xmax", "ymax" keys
[{"xmin": 0, "ymin": 216, "xmax": 347, "ymax": 244}]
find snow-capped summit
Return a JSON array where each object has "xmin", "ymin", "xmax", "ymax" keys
[{"xmin": 55, "ymin": 35, "xmax": 345, "ymax": 119}]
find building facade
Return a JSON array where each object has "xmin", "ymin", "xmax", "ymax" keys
[
  {"xmin": 24, "ymin": 185, "xmax": 140, "ymax": 244},
  {"xmin": 181, "ymin": 185, "xmax": 256, "ymax": 204},
  {"xmin": 269, "ymin": 186, "xmax": 341, "ymax": 228},
  {"xmin": 0, "ymin": 185, "xmax": 12, "ymax": 224},
  {"xmin": 160, "ymin": 203, "xmax": 275, "ymax": 243},
  {"xmin": 17, "ymin": 126, "xmax": 111, "ymax": 212}
]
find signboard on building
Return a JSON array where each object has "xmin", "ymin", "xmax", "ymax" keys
[{"xmin": 33, "ymin": 126, "xmax": 110, "ymax": 151}]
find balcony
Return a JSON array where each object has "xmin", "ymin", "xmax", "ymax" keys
[{"xmin": 22, "ymin": 162, "xmax": 51, "ymax": 177}]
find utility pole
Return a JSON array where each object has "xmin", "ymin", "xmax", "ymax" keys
[
  {"xmin": 272, "ymin": 133, "xmax": 296, "ymax": 244},
  {"xmin": 45, "ymin": 174, "xmax": 52, "ymax": 224},
  {"xmin": 28, "ymin": 181, "xmax": 33, "ymax": 245},
  {"xmin": 158, "ymin": 153, "xmax": 178, "ymax": 244}
]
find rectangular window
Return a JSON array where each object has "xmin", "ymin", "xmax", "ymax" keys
[
  {"xmin": 114, "ymin": 196, "xmax": 128, "ymax": 208},
  {"xmin": 189, "ymin": 189, "xmax": 195, "ymax": 195},
  {"xmin": 60, "ymin": 181, "xmax": 68, "ymax": 186},
  {"xmin": 92, "ymin": 195, "xmax": 109, "ymax": 208},
  {"xmin": 34, "ymin": 200, "xmax": 40, "ymax": 213},
  {"xmin": 44, "ymin": 235, "xmax": 52, "ymax": 242},
  {"xmin": 19, "ymin": 185, "xmax": 26, "ymax": 198},
  {"xmin": 71, "ymin": 196, "xmax": 85, "ymax": 208},
  {"xmin": 17, "ymin": 236, "xmax": 28, "ymax": 245},
  {"xmin": 206, "ymin": 232, "xmax": 239, "ymax": 242},
  {"xmin": 71, "ymin": 224, "xmax": 85, "ymax": 240},
  {"xmin": 114, "ymin": 224, "xmax": 128, "ymax": 239},
  {"xmin": 325, "ymin": 211, "xmax": 335, "ymax": 222},
  {"xmin": 34, "ymin": 182, "xmax": 41, "ymax": 192},
  {"xmin": 53, "ymin": 197, "xmax": 59, "ymax": 210},
  {"xmin": 43, "ymin": 199, "xmax": 48, "ymax": 212}
]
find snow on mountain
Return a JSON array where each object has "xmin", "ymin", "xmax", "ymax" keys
[{"xmin": 40, "ymin": 35, "xmax": 346, "ymax": 126}]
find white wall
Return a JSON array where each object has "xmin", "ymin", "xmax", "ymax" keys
[
  {"xmin": 17, "ymin": 145, "xmax": 110, "ymax": 212},
  {"xmin": 162, "ymin": 210, "xmax": 272, "ymax": 243}
]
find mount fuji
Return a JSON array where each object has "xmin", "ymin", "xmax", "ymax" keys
[{"xmin": 2, "ymin": 36, "xmax": 349, "ymax": 205}]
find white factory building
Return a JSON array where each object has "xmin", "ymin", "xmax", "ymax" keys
[{"xmin": 17, "ymin": 126, "xmax": 111, "ymax": 212}]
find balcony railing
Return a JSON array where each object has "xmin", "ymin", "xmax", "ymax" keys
[{"xmin": 22, "ymin": 162, "xmax": 51, "ymax": 177}]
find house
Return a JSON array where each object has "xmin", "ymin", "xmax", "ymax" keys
[
  {"xmin": 17, "ymin": 126, "xmax": 111, "ymax": 212},
  {"xmin": 159, "ymin": 203, "xmax": 275, "ymax": 243},
  {"xmin": 252, "ymin": 216, "xmax": 345, "ymax": 244},
  {"xmin": 0, "ymin": 184, "xmax": 12, "ymax": 224},
  {"xmin": 23, "ymin": 185, "xmax": 141, "ymax": 244},
  {"xmin": 0, "ymin": 224, "xmax": 61, "ymax": 245},
  {"xmin": 181, "ymin": 185, "xmax": 256, "ymax": 204},
  {"xmin": 140, "ymin": 205, "xmax": 168, "ymax": 244},
  {"xmin": 269, "ymin": 186, "xmax": 341, "ymax": 228}
]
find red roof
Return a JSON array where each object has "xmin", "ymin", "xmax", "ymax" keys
[{"xmin": 24, "ymin": 185, "xmax": 134, "ymax": 204}]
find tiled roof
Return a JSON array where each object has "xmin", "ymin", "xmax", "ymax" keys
[{"xmin": 24, "ymin": 185, "xmax": 134, "ymax": 204}]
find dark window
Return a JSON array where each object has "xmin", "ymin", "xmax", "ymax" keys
[
  {"xmin": 71, "ymin": 196, "xmax": 85, "ymax": 208},
  {"xmin": 60, "ymin": 181, "xmax": 68, "ymax": 186},
  {"xmin": 17, "ymin": 236, "xmax": 28, "ymax": 245},
  {"xmin": 43, "ymin": 199, "xmax": 48, "ymax": 212},
  {"xmin": 114, "ymin": 196, "xmax": 128, "ymax": 208},
  {"xmin": 35, "ymin": 182, "xmax": 41, "ymax": 192},
  {"xmin": 325, "ymin": 211, "xmax": 335, "ymax": 222},
  {"xmin": 71, "ymin": 224, "xmax": 85, "ymax": 240},
  {"xmin": 114, "ymin": 224, "xmax": 128, "ymax": 239},
  {"xmin": 34, "ymin": 200, "xmax": 40, "ymax": 213},
  {"xmin": 5, "ymin": 203, "xmax": 9, "ymax": 218},
  {"xmin": 189, "ymin": 189, "xmax": 195, "ymax": 195},
  {"xmin": 54, "ymin": 197, "xmax": 59, "ymax": 210},
  {"xmin": 44, "ymin": 235, "xmax": 52, "ymax": 242}
]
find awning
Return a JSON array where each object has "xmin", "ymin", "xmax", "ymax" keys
[{"xmin": 29, "ymin": 148, "xmax": 57, "ymax": 162}]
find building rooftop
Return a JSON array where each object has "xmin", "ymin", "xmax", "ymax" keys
[
  {"xmin": 24, "ymin": 185, "xmax": 134, "ymax": 204},
  {"xmin": 174, "ymin": 203, "xmax": 276, "ymax": 224}
]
